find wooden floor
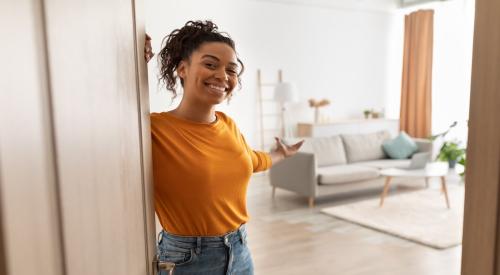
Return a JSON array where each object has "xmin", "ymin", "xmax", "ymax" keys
[{"xmin": 246, "ymin": 174, "xmax": 462, "ymax": 275}]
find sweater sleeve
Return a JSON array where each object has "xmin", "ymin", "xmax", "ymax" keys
[
  {"xmin": 249, "ymin": 149, "xmax": 272, "ymax": 172},
  {"xmin": 238, "ymin": 129, "xmax": 272, "ymax": 172},
  {"xmin": 221, "ymin": 111, "xmax": 273, "ymax": 172}
]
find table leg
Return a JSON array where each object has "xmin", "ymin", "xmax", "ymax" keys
[
  {"xmin": 308, "ymin": 197, "xmax": 315, "ymax": 208},
  {"xmin": 425, "ymin": 177, "xmax": 429, "ymax": 188},
  {"xmin": 379, "ymin": 176, "xmax": 392, "ymax": 207},
  {"xmin": 440, "ymin": 176, "xmax": 450, "ymax": 209}
]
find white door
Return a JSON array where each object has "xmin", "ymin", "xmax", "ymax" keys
[{"xmin": 0, "ymin": 0, "xmax": 156, "ymax": 274}]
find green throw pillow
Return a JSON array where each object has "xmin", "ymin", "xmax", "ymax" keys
[{"xmin": 382, "ymin": 131, "xmax": 418, "ymax": 159}]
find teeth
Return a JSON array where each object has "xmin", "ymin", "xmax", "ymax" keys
[{"xmin": 208, "ymin": 84, "xmax": 226, "ymax": 92}]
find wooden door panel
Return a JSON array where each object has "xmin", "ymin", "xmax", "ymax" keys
[
  {"xmin": 461, "ymin": 0, "xmax": 500, "ymax": 274},
  {"xmin": 43, "ymin": 0, "xmax": 148, "ymax": 274},
  {"xmin": 0, "ymin": 1, "xmax": 64, "ymax": 274}
]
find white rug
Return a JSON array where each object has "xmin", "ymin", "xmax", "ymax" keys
[{"xmin": 320, "ymin": 186, "xmax": 464, "ymax": 249}]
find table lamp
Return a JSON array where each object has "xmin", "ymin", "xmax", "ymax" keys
[{"xmin": 274, "ymin": 82, "xmax": 299, "ymax": 137}]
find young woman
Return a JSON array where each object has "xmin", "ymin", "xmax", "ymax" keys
[{"xmin": 145, "ymin": 20, "xmax": 303, "ymax": 275}]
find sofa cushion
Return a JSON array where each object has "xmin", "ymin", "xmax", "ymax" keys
[
  {"xmin": 354, "ymin": 159, "xmax": 412, "ymax": 169},
  {"xmin": 382, "ymin": 131, "xmax": 418, "ymax": 159},
  {"xmin": 296, "ymin": 136, "xmax": 347, "ymax": 167},
  {"xmin": 317, "ymin": 165, "xmax": 379, "ymax": 185},
  {"xmin": 341, "ymin": 131, "xmax": 391, "ymax": 163}
]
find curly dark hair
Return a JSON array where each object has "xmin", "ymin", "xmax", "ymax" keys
[{"xmin": 158, "ymin": 20, "xmax": 245, "ymax": 98}]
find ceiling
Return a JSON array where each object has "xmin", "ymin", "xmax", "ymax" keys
[{"xmin": 250, "ymin": 0, "xmax": 448, "ymax": 12}]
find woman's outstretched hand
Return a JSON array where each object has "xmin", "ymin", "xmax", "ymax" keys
[
  {"xmin": 270, "ymin": 137, "xmax": 305, "ymax": 165},
  {"xmin": 144, "ymin": 33, "xmax": 154, "ymax": 63}
]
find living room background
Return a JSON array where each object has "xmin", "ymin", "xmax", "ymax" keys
[{"xmin": 146, "ymin": 0, "xmax": 474, "ymax": 148}]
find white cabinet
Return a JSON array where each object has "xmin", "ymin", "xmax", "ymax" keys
[{"xmin": 297, "ymin": 119, "xmax": 400, "ymax": 138}]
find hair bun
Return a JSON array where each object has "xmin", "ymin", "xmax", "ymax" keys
[{"xmin": 185, "ymin": 20, "xmax": 218, "ymax": 32}]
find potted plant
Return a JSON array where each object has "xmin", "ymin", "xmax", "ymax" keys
[
  {"xmin": 363, "ymin": 109, "xmax": 371, "ymax": 119},
  {"xmin": 428, "ymin": 121, "xmax": 458, "ymax": 141},
  {"xmin": 436, "ymin": 141, "xmax": 466, "ymax": 168},
  {"xmin": 458, "ymin": 155, "xmax": 466, "ymax": 179}
]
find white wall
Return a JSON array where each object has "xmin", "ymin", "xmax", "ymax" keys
[
  {"xmin": 430, "ymin": 0, "xmax": 474, "ymax": 146},
  {"xmin": 146, "ymin": 0, "xmax": 395, "ymax": 148},
  {"xmin": 145, "ymin": 0, "xmax": 474, "ymax": 148}
]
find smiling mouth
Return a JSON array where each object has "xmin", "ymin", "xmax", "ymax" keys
[{"xmin": 206, "ymin": 83, "xmax": 228, "ymax": 95}]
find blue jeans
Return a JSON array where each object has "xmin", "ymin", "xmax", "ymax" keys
[{"xmin": 157, "ymin": 224, "xmax": 254, "ymax": 275}]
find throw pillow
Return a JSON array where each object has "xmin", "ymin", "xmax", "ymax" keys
[
  {"xmin": 341, "ymin": 131, "xmax": 391, "ymax": 162},
  {"xmin": 295, "ymin": 136, "xmax": 348, "ymax": 167},
  {"xmin": 382, "ymin": 131, "xmax": 418, "ymax": 159}
]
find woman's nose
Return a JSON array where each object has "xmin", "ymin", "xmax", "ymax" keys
[{"xmin": 214, "ymin": 69, "xmax": 228, "ymax": 81}]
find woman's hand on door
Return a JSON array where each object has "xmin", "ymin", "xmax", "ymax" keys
[{"xmin": 144, "ymin": 33, "xmax": 154, "ymax": 63}]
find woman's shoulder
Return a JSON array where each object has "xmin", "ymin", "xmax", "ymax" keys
[
  {"xmin": 215, "ymin": 111, "xmax": 241, "ymax": 133},
  {"xmin": 216, "ymin": 111, "xmax": 236, "ymax": 126},
  {"xmin": 150, "ymin": 112, "xmax": 176, "ymax": 131},
  {"xmin": 215, "ymin": 111, "xmax": 233, "ymax": 124},
  {"xmin": 150, "ymin": 112, "xmax": 165, "ymax": 124},
  {"xmin": 150, "ymin": 112, "xmax": 161, "ymax": 118}
]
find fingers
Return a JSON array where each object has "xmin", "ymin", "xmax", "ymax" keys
[
  {"xmin": 144, "ymin": 34, "xmax": 154, "ymax": 62},
  {"xmin": 292, "ymin": 140, "xmax": 305, "ymax": 150},
  {"xmin": 274, "ymin": 137, "xmax": 285, "ymax": 149},
  {"xmin": 145, "ymin": 51, "xmax": 154, "ymax": 63},
  {"xmin": 275, "ymin": 137, "xmax": 291, "ymax": 146},
  {"xmin": 144, "ymin": 43, "xmax": 153, "ymax": 53},
  {"xmin": 273, "ymin": 137, "xmax": 305, "ymax": 158},
  {"xmin": 275, "ymin": 137, "xmax": 303, "ymax": 149},
  {"xmin": 144, "ymin": 34, "xmax": 152, "ymax": 51},
  {"xmin": 274, "ymin": 137, "xmax": 281, "ymax": 145}
]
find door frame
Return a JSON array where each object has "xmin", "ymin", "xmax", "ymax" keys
[{"xmin": 131, "ymin": 0, "xmax": 157, "ymax": 273}]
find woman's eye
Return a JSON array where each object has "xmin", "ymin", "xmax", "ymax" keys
[
  {"xmin": 227, "ymin": 69, "xmax": 238, "ymax": 75},
  {"xmin": 205, "ymin": 63, "xmax": 216, "ymax": 69}
]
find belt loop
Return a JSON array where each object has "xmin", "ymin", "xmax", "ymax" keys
[
  {"xmin": 157, "ymin": 230, "xmax": 163, "ymax": 244},
  {"xmin": 195, "ymin": 237, "xmax": 202, "ymax": 254},
  {"xmin": 238, "ymin": 225, "xmax": 247, "ymax": 245}
]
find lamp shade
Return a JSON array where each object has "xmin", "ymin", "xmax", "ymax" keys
[{"xmin": 274, "ymin": 82, "xmax": 299, "ymax": 103}]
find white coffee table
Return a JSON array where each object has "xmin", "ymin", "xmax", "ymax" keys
[{"xmin": 379, "ymin": 162, "xmax": 464, "ymax": 209}]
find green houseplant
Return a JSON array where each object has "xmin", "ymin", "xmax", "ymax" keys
[
  {"xmin": 436, "ymin": 141, "xmax": 466, "ymax": 168},
  {"xmin": 363, "ymin": 109, "xmax": 371, "ymax": 119},
  {"xmin": 458, "ymin": 155, "xmax": 466, "ymax": 178}
]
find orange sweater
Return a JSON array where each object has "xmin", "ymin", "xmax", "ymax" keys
[{"xmin": 151, "ymin": 111, "xmax": 272, "ymax": 236}]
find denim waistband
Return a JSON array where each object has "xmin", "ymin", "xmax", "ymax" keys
[{"xmin": 159, "ymin": 224, "xmax": 248, "ymax": 248}]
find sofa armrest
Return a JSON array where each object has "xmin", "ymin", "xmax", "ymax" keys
[
  {"xmin": 269, "ymin": 152, "xmax": 318, "ymax": 198},
  {"xmin": 413, "ymin": 138, "xmax": 433, "ymax": 153}
]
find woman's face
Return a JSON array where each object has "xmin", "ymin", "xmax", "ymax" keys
[{"xmin": 177, "ymin": 42, "xmax": 240, "ymax": 105}]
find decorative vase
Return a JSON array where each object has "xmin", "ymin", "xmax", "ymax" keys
[
  {"xmin": 448, "ymin": 159, "xmax": 457, "ymax": 169},
  {"xmin": 309, "ymin": 98, "xmax": 331, "ymax": 123}
]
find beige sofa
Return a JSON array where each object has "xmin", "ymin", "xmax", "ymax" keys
[{"xmin": 269, "ymin": 131, "xmax": 432, "ymax": 207}]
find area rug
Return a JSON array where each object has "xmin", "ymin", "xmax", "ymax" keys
[{"xmin": 320, "ymin": 186, "xmax": 464, "ymax": 249}]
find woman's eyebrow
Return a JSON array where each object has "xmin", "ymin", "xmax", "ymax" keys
[
  {"xmin": 201, "ymin": 55, "xmax": 238, "ymax": 67},
  {"xmin": 201, "ymin": 54, "xmax": 220, "ymax": 61}
]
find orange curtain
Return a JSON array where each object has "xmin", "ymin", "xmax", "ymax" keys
[{"xmin": 400, "ymin": 10, "xmax": 434, "ymax": 138}]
